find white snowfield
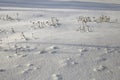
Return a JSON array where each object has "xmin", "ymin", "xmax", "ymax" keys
[
  {"xmin": 0, "ymin": 0, "xmax": 120, "ymax": 11},
  {"xmin": 0, "ymin": 0, "xmax": 120, "ymax": 4},
  {"xmin": 0, "ymin": 0, "xmax": 120, "ymax": 80},
  {"xmin": 57, "ymin": 0, "xmax": 120, "ymax": 4}
]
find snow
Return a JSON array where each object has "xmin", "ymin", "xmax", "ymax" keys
[
  {"xmin": 0, "ymin": 0, "xmax": 120, "ymax": 80},
  {"xmin": 0, "ymin": 0, "xmax": 120, "ymax": 4},
  {"xmin": 0, "ymin": 0, "xmax": 120, "ymax": 11}
]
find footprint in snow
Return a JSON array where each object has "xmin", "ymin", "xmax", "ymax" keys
[
  {"xmin": 104, "ymin": 48, "xmax": 115, "ymax": 54},
  {"xmin": 78, "ymin": 48, "xmax": 89, "ymax": 53},
  {"xmin": 25, "ymin": 63, "xmax": 34, "ymax": 67},
  {"xmin": 39, "ymin": 45, "xmax": 59, "ymax": 54},
  {"xmin": 96, "ymin": 47, "xmax": 101, "ymax": 50},
  {"xmin": 93, "ymin": 65, "xmax": 106, "ymax": 72},
  {"xmin": 117, "ymin": 50, "xmax": 120, "ymax": 53},
  {"xmin": 33, "ymin": 67, "xmax": 40, "ymax": 70},
  {"xmin": 20, "ymin": 63, "xmax": 40, "ymax": 74},
  {"xmin": 14, "ymin": 64, "xmax": 22, "ymax": 68},
  {"xmin": 38, "ymin": 49, "xmax": 58, "ymax": 55},
  {"xmin": 6, "ymin": 55, "xmax": 13, "ymax": 59},
  {"xmin": 95, "ymin": 57, "xmax": 107, "ymax": 63},
  {"xmin": 13, "ymin": 53, "xmax": 27, "ymax": 58},
  {"xmin": 49, "ymin": 51, "xmax": 57, "ymax": 54},
  {"xmin": 39, "ymin": 50, "xmax": 48, "ymax": 54},
  {"xmin": 52, "ymin": 74, "xmax": 63, "ymax": 80},
  {"xmin": 19, "ymin": 54, "xmax": 28, "ymax": 58},
  {"xmin": 14, "ymin": 53, "xmax": 20, "ymax": 56},
  {"xmin": 46, "ymin": 45, "xmax": 59, "ymax": 51},
  {"xmin": 38, "ymin": 47, "xmax": 57, "ymax": 54},
  {"xmin": 78, "ymin": 48, "xmax": 89, "ymax": 56},
  {"xmin": 60, "ymin": 58, "xmax": 78, "ymax": 67},
  {"xmin": 21, "ymin": 68, "xmax": 32, "ymax": 74},
  {"xmin": 0, "ymin": 69, "xmax": 6, "ymax": 72}
]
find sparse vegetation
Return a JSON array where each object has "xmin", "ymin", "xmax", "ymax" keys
[
  {"xmin": 20, "ymin": 32, "xmax": 29, "ymax": 41},
  {"xmin": 0, "ymin": 13, "xmax": 21, "ymax": 21},
  {"xmin": 76, "ymin": 15, "xmax": 118, "ymax": 32},
  {"xmin": 77, "ymin": 16, "xmax": 93, "ymax": 32},
  {"xmin": 11, "ymin": 27, "xmax": 15, "ymax": 33},
  {"xmin": 31, "ymin": 17, "xmax": 60, "ymax": 30}
]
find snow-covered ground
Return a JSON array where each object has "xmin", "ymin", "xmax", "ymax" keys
[
  {"xmin": 0, "ymin": 0, "xmax": 120, "ymax": 4},
  {"xmin": 0, "ymin": 0, "xmax": 120, "ymax": 11},
  {"xmin": 0, "ymin": 0, "xmax": 120, "ymax": 80}
]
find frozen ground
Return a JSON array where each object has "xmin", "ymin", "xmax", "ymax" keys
[{"xmin": 0, "ymin": 0, "xmax": 120, "ymax": 80}]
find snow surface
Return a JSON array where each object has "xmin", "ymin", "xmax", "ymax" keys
[
  {"xmin": 0, "ymin": 0, "xmax": 120, "ymax": 11},
  {"xmin": 0, "ymin": 0, "xmax": 120, "ymax": 80},
  {"xmin": 0, "ymin": 0, "xmax": 120, "ymax": 4}
]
